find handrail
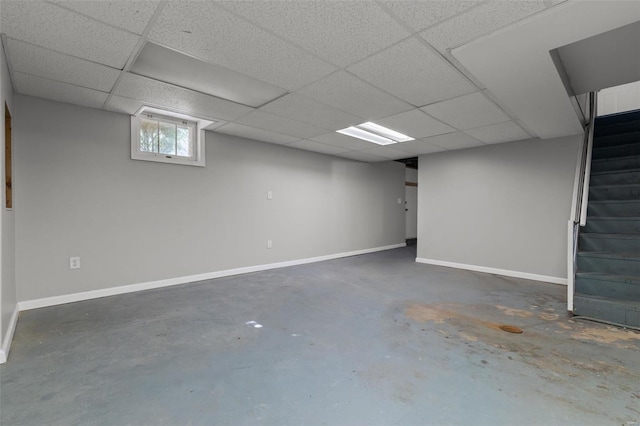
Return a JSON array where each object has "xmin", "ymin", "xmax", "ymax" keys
[
  {"xmin": 573, "ymin": 91, "xmax": 598, "ymax": 224},
  {"xmin": 567, "ymin": 91, "xmax": 597, "ymax": 313},
  {"xmin": 580, "ymin": 92, "xmax": 597, "ymax": 225}
]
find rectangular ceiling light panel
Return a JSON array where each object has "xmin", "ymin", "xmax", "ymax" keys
[
  {"xmin": 337, "ymin": 126, "xmax": 395, "ymax": 145},
  {"xmin": 131, "ymin": 42, "xmax": 287, "ymax": 108},
  {"xmin": 358, "ymin": 122, "xmax": 415, "ymax": 142},
  {"xmin": 336, "ymin": 122, "xmax": 415, "ymax": 145}
]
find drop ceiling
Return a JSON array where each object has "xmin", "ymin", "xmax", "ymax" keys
[{"xmin": 1, "ymin": 0, "xmax": 632, "ymax": 162}]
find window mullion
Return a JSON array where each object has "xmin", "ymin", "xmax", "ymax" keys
[{"xmin": 156, "ymin": 120, "xmax": 160, "ymax": 153}]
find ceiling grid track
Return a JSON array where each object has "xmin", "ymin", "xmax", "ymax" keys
[{"xmin": 102, "ymin": 1, "xmax": 168, "ymax": 110}]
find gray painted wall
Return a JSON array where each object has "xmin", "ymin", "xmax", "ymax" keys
[
  {"xmin": 1, "ymin": 36, "xmax": 17, "ymax": 352},
  {"xmin": 417, "ymin": 136, "xmax": 580, "ymax": 280},
  {"xmin": 14, "ymin": 95, "xmax": 405, "ymax": 301}
]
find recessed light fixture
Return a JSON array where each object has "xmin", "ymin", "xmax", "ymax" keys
[
  {"xmin": 337, "ymin": 126, "xmax": 395, "ymax": 145},
  {"xmin": 336, "ymin": 122, "xmax": 414, "ymax": 145}
]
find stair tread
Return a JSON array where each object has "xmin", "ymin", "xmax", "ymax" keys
[
  {"xmin": 591, "ymin": 154, "xmax": 640, "ymax": 162},
  {"xmin": 595, "ymin": 110, "xmax": 640, "ymax": 125},
  {"xmin": 595, "ymin": 129, "xmax": 640, "ymax": 137},
  {"xmin": 587, "ymin": 216, "xmax": 640, "ymax": 220},
  {"xmin": 591, "ymin": 167, "xmax": 640, "ymax": 176},
  {"xmin": 577, "ymin": 251, "xmax": 640, "ymax": 260},
  {"xmin": 589, "ymin": 199, "xmax": 640, "ymax": 204},
  {"xmin": 589, "ymin": 183, "xmax": 640, "ymax": 188},
  {"xmin": 576, "ymin": 272, "xmax": 640, "ymax": 281},
  {"xmin": 574, "ymin": 293, "xmax": 640, "ymax": 309},
  {"xmin": 580, "ymin": 232, "xmax": 640, "ymax": 239},
  {"xmin": 593, "ymin": 142, "xmax": 640, "ymax": 150}
]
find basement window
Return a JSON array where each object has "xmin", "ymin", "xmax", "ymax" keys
[{"xmin": 131, "ymin": 107, "xmax": 213, "ymax": 167}]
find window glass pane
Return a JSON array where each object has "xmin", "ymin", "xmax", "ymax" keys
[
  {"xmin": 177, "ymin": 126, "xmax": 191, "ymax": 157},
  {"xmin": 139, "ymin": 118, "xmax": 159, "ymax": 153},
  {"xmin": 159, "ymin": 122, "xmax": 176, "ymax": 155}
]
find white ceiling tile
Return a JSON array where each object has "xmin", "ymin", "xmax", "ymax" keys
[
  {"xmin": 464, "ymin": 121, "xmax": 531, "ymax": 145},
  {"xmin": 6, "ymin": 38, "xmax": 120, "ymax": 92},
  {"xmin": 376, "ymin": 109, "xmax": 454, "ymax": 139},
  {"xmin": 392, "ymin": 139, "xmax": 447, "ymax": 155},
  {"xmin": 215, "ymin": 123, "xmax": 300, "ymax": 145},
  {"xmin": 335, "ymin": 150, "xmax": 389, "ymax": 163},
  {"xmin": 288, "ymin": 140, "xmax": 351, "ymax": 155},
  {"xmin": 260, "ymin": 93, "xmax": 362, "ymax": 130},
  {"xmin": 361, "ymin": 146, "xmax": 413, "ymax": 160},
  {"xmin": 382, "ymin": 1, "xmax": 481, "ymax": 33},
  {"xmin": 1, "ymin": 1, "xmax": 139, "ymax": 68},
  {"xmin": 235, "ymin": 111, "xmax": 328, "ymax": 139},
  {"xmin": 104, "ymin": 95, "xmax": 143, "ymax": 115},
  {"xmin": 421, "ymin": 1, "xmax": 546, "ymax": 52},
  {"xmin": 220, "ymin": 1, "xmax": 410, "ymax": 67},
  {"xmin": 348, "ymin": 38, "xmax": 476, "ymax": 107},
  {"xmin": 202, "ymin": 121, "xmax": 230, "ymax": 131},
  {"xmin": 113, "ymin": 74, "xmax": 254, "ymax": 122},
  {"xmin": 421, "ymin": 92, "xmax": 511, "ymax": 130},
  {"xmin": 13, "ymin": 72, "xmax": 108, "ymax": 109},
  {"xmin": 421, "ymin": 132, "xmax": 485, "ymax": 150},
  {"xmin": 147, "ymin": 1, "xmax": 336, "ymax": 91},
  {"xmin": 544, "ymin": 0, "xmax": 567, "ymax": 7},
  {"xmin": 311, "ymin": 132, "xmax": 381, "ymax": 151},
  {"xmin": 299, "ymin": 71, "xmax": 413, "ymax": 120},
  {"xmin": 50, "ymin": 1, "xmax": 160, "ymax": 35}
]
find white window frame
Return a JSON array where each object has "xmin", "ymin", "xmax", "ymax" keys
[{"xmin": 131, "ymin": 107, "xmax": 213, "ymax": 167}]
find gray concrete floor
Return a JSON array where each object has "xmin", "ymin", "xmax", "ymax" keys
[{"xmin": 1, "ymin": 246, "xmax": 639, "ymax": 425}]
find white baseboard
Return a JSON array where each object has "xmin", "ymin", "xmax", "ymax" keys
[
  {"xmin": 415, "ymin": 257, "xmax": 567, "ymax": 285},
  {"xmin": 19, "ymin": 243, "xmax": 406, "ymax": 312},
  {"xmin": 0, "ymin": 305, "xmax": 19, "ymax": 364}
]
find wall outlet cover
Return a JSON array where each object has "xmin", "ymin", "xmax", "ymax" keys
[{"xmin": 69, "ymin": 257, "xmax": 81, "ymax": 270}]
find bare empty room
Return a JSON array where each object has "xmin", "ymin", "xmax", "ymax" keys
[{"xmin": 0, "ymin": 1, "xmax": 639, "ymax": 425}]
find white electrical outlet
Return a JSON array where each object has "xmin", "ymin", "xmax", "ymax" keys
[
  {"xmin": 397, "ymin": 198, "xmax": 402, "ymax": 204},
  {"xmin": 267, "ymin": 240, "xmax": 273, "ymax": 249},
  {"xmin": 267, "ymin": 190, "xmax": 273, "ymax": 200},
  {"xmin": 69, "ymin": 257, "xmax": 81, "ymax": 270}
]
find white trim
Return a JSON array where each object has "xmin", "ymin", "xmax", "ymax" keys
[
  {"xmin": 415, "ymin": 257, "xmax": 567, "ymax": 286},
  {"xmin": 0, "ymin": 305, "xmax": 19, "ymax": 364},
  {"xmin": 130, "ymin": 112, "xmax": 207, "ymax": 167},
  {"xmin": 19, "ymin": 243, "xmax": 406, "ymax": 312},
  {"xmin": 567, "ymin": 220, "xmax": 575, "ymax": 312}
]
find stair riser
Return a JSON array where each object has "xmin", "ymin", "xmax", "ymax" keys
[
  {"xmin": 594, "ymin": 132, "xmax": 640, "ymax": 148},
  {"xmin": 577, "ymin": 255, "xmax": 640, "ymax": 275},
  {"xmin": 579, "ymin": 235, "xmax": 640, "ymax": 253},
  {"xmin": 589, "ymin": 185, "xmax": 640, "ymax": 201},
  {"xmin": 591, "ymin": 156, "xmax": 640, "ymax": 173},
  {"xmin": 593, "ymin": 121, "xmax": 640, "ymax": 142},
  {"xmin": 583, "ymin": 219, "xmax": 640, "ymax": 234},
  {"xmin": 590, "ymin": 170, "xmax": 640, "ymax": 185},
  {"xmin": 592, "ymin": 144, "xmax": 640, "ymax": 160},
  {"xmin": 595, "ymin": 110, "xmax": 640, "ymax": 127},
  {"xmin": 588, "ymin": 201, "xmax": 640, "ymax": 217},
  {"xmin": 573, "ymin": 296, "xmax": 640, "ymax": 327},
  {"xmin": 576, "ymin": 276, "xmax": 640, "ymax": 301}
]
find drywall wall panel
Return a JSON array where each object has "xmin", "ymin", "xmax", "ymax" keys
[
  {"xmin": 1, "ymin": 34, "xmax": 17, "ymax": 361},
  {"xmin": 14, "ymin": 95, "xmax": 405, "ymax": 301},
  {"xmin": 598, "ymin": 81, "xmax": 640, "ymax": 116},
  {"xmin": 417, "ymin": 135, "xmax": 580, "ymax": 280}
]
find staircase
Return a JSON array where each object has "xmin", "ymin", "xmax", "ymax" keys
[{"xmin": 574, "ymin": 110, "xmax": 640, "ymax": 327}]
